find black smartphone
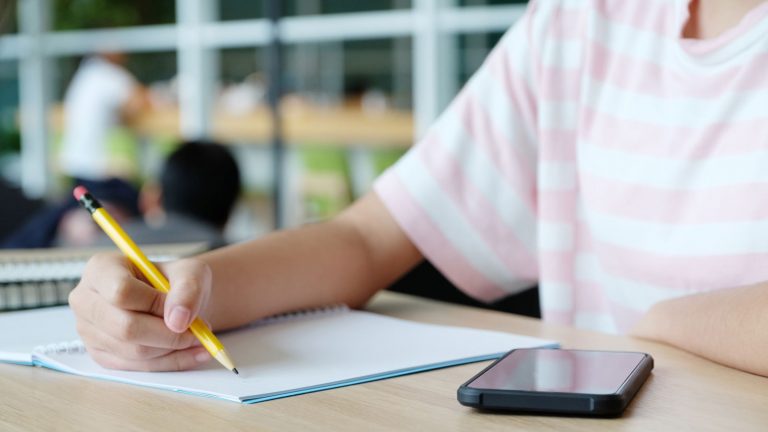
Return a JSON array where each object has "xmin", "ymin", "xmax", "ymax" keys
[{"xmin": 457, "ymin": 348, "xmax": 653, "ymax": 417}]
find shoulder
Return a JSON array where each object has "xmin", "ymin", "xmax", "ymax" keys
[
  {"xmin": 523, "ymin": 0, "xmax": 678, "ymax": 30},
  {"xmin": 511, "ymin": 0, "xmax": 678, "ymax": 57},
  {"xmin": 525, "ymin": 0, "xmax": 596, "ymax": 19},
  {"xmin": 518, "ymin": 0, "xmax": 594, "ymax": 45}
]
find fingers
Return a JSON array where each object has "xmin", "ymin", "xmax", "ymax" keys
[
  {"xmin": 160, "ymin": 259, "xmax": 212, "ymax": 333},
  {"xmin": 71, "ymin": 291, "xmax": 199, "ymax": 350},
  {"xmin": 76, "ymin": 320, "xmax": 184, "ymax": 361},
  {"xmin": 69, "ymin": 253, "xmax": 215, "ymax": 372},
  {"xmin": 77, "ymin": 253, "xmax": 166, "ymax": 316},
  {"xmin": 88, "ymin": 345, "xmax": 212, "ymax": 372}
]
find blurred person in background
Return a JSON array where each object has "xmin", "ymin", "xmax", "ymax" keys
[
  {"xmin": 3, "ymin": 141, "xmax": 241, "ymax": 250},
  {"xmin": 61, "ymin": 140, "xmax": 242, "ymax": 249},
  {"xmin": 58, "ymin": 51, "xmax": 149, "ymax": 190},
  {"xmin": 0, "ymin": 177, "xmax": 139, "ymax": 248}
]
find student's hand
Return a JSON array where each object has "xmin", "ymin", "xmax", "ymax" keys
[{"xmin": 68, "ymin": 253, "xmax": 214, "ymax": 372}]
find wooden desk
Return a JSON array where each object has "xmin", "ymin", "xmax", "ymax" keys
[
  {"xmin": 1, "ymin": 292, "xmax": 766, "ymax": 431},
  {"xmin": 49, "ymin": 104, "xmax": 414, "ymax": 149}
]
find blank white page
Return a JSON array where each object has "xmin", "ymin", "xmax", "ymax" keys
[
  {"xmin": 0, "ymin": 306, "xmax": 79, "ymax": 364},
  {"xmin": 39, "ymin": 309, "xmax": 557, "ymax": 403}
]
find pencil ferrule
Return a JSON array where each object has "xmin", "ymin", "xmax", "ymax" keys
[{"xmin": 78, "ymin": 194, "xmax": 102, "ymax": 214}]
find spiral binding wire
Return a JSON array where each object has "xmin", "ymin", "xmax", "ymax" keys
[
  {"xmin": 33, "ymin": 340, "xmax": 86, "ymax": 355},
  {"xmin": 254, "ymin": 304, "xmax": 349, "ymax": 327},
  {"xmin": 0, "ymin": 259, "xmax": 85, "ymax": 283},
  {"xmin": 0, "ymin": 257, "xmax": 84, "ymax": 311},
  {"xmin": 0, "ymin": 279, "xmax": 78, "ymax": 311},
  {"xmin": 0, "ymin": 250, "xmax": 187, "ymax": 312}
]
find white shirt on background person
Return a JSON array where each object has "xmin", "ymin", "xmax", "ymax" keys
[{"xmin": 59, "ymin": 56, "xmax": 137, "ymax": 181}]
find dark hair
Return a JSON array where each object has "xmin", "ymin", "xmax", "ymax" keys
[{"xmin": 160, "ymin": 140, "xmax": 241, "ymax": 229}]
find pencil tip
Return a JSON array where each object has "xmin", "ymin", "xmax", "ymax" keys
[{"xmin": 232, "ymin": 368, "xmax": 239, "ymax": 376}]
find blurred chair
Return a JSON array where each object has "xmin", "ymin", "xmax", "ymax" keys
[
  {"xmin": 388, "ymin": 260, "xmax": 541, "ymax": 318},
  {"xmin": 2, "ymin": 178, "xmax": 140, "ymax": 249},
  {"xmin": 0, "ymin": 180, "xmax": 44, "ymax": 243}
]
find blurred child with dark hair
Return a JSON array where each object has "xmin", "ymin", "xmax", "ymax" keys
[
  {"xmin": 152, "ymin": 140, "xmax": 242, "ymax": 232},
  {"xmin": 2, "ymin": 141, "xmax": 241, "ymax": 250},
  {"xmin": 118, "ymin": 140, "xmax": 242, "ymax": 248}
]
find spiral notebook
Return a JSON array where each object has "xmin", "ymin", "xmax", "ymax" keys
[
  {"xmin": 0, "ymin": 243, "xmax": 207, "ymax": 311},
  {"xmin": 0, "ymin": 304, "xmax": 557, "ymax": 404}
]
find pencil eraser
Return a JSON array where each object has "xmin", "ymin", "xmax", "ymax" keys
[{"xmin": 73, "ymin": 185, "xmax": 89, "ymax": 201}]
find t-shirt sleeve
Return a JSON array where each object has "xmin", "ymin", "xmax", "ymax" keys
[{"xmin": 374, "ymin": 2, "xmax": 542, "ymax": 302}]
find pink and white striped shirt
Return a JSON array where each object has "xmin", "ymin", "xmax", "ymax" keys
[{"xmin": 374, "ymin": 0, "xmax": 768, "ymax": 334}]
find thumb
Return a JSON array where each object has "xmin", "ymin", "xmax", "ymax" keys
[{"xmin": 159, "ymin": 258, "xmax": 212, "ymax": 333}]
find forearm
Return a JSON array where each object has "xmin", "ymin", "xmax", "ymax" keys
[
  {"xmin": 197, "ymin": 193, "xmax": 422, "ymax": 330},
  {"xmin": 631, "ymin": 282, "xmax": 768, "ymax": 376}
]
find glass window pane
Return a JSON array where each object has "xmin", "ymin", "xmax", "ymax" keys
[
  {"xmin": 220, "ymin": 47, "xmax": 264, "ymax": 84},
  {"xmin": 459, "ymin": 0, "xmax": 527, "ymax": 6},
  {"xmin": 218, "ymin": 1, "xmax": 263, "ymax": 21},
  {"xmin": 216, "ymin": 37, "xmax": 411, "ymax": 222},
  {"xmin": 0, "ymin": 1, "xmax": 17, "ymax": 33},
  {"xmin": 219, "ymin": 0, "xmax": 411, "ymax": 21},
  {"xmin": 312, "ymin": 0, "xmax": 411, "ymax": 15},
  {"xmin": 282, "ymin": 38, "xmax": 412, "ymax": 108},
  {"xmin": 457, "ymin": 31, "xmax": 505, "ymax": 86},
  {"xmin": 125, "ymin": 51, "xmax": 178, "ymax": 84},
  {"xmin": 0, "ymin": 60, "xmax": 20, "ymax": 183},
  {"xmin": 218, "ymin": 38, "xmax": 412, "ymax": 120},
  {"xmin": 338, "ymin": 38, "xmax": 412, "ymax": 109},
  {"xmin": 53, "ymin": 0, "xmax": 175, "ymax": 31}
]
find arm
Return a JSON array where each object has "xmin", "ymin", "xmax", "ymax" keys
[
  {"xmin": 630, "ymin": 283, "xmax": 768, "ymax": 377},
  {"xmin": 200, "ymin": 191, "xmax": 423, "ymax": 330},
  {"xmin": 69, "ymin": 192, "xmax": 423, "ymax": 371},
  {"xmin": 120, "ymin": 84, "xmax": 150, "ymax": 122}
]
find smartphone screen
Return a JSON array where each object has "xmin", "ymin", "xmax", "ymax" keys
[{"xmin": 468, "ymin": 349, "xmax": 647, "ymax": 395}]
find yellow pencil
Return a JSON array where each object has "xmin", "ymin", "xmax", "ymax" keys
[{"xmin": 73, "ymin": 186, "xmax": 238, "ymax": 375}]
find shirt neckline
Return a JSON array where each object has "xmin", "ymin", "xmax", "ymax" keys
[{"xmin": 675, "ymin": 0, "xmax": 768, "ymax": 67}]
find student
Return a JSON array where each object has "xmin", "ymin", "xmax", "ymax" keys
[
  {"xmin": 3, "ymin": 141, "xmax": 240, "ymax": 249},
  {"xmin": 57, "ymin": 140, "xmax": 241, "ymax": 249},
  {"xmin": 58, "ymin": 51, "xmax": 148, "ymax": 186},
  {"xmin": 0, "ymin": 179, "xmax": 43, "ymax": 243},
  {"xmin": 120, "ymin": 140, "xmax": 242, "ymax": 249},
  {"xmin": 69, "ymin": 0, "xmax": 768, "ymax": 377},
  {"xmin": 1, "ymin": 178, "xmax": 140, "ymax": 249}
]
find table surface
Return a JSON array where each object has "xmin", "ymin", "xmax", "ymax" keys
[{"xmin": 1, "ymin": 292, "xmax": 766, "ymax": 431}]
